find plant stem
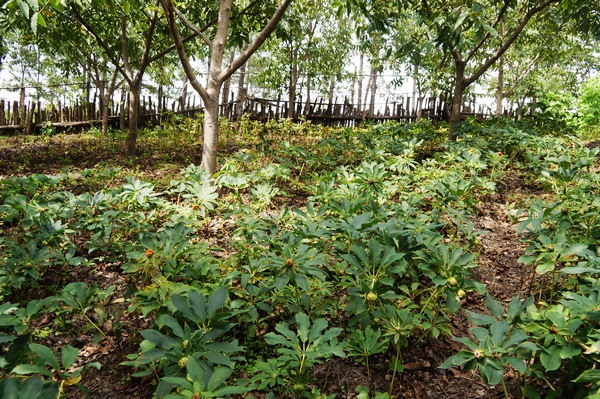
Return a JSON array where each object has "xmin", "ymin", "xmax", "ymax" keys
[
  {"xmin": 501, "ymin": 375, "xmax": 509, "ymax": 399},
  {"xmin": 420, "ymin": 287, "xmax": 441, "ymax": 315},
  {"xmin": 388, "ymin": 342, "xmax": 402, "ymax": 396},
  {"xmin": 82, "ymin": 312, "xmax": 107, "ymax": 339}
]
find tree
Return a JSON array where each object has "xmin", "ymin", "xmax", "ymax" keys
[
  {"xmin": 4, "ymin": 0, "xmax": 189, "ymax": 155},
  {"xmin": 248, "ymin": 0, "xmax": 353, "ymax": 117},
  {"xmin": 416, "ymin": 0, "xmax": 561, "ymax": 140},
  {"xmin": 160, "ymin": 0, "xmax": 292, "ymax": 175}
]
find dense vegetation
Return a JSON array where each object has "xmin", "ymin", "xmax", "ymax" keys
[{"xmin": 0, "ymin": 118, "xmax": 599, "ymax": 398}]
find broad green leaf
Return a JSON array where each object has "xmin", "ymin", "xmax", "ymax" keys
[
  {"xmin": 485, "ymin": 295, "xmax": 504, "ymax": 319},
  {"xmin": 61, "ymin": 345, "xmax": 78, "ymax": 369},
  {"xmin": 535, "ymin": 262, "xmax": 555, "ymax": 275},
  {"xmin": 29, "ymin": 343, "xmax": 60, "ymax": 371},
  {"xmin": 11, "ymin": 364, "xmax": 53, "ymax": 377},
  {"xmin": 296, "ymin": 313, "xmax": 311, "ymax": 343},
  {"xmin": 157, "ymin": 314, "xmax": 184, "ymax": 338},
  {"xmin": 540, "ymin": 346, "xmax": 562, "ymax": 371},
  {"xmin": 207, "ymin": 287, "xmax": 228, "ymax": 317},
  {"xmin": 207, "ymin": 366, "xmax": 233, "ymax": 391},
  {"xmin": 185, "ymin": 356, "xmax": 204, "ymax": 382},
  {"xmin": 573, "ymin": 369, "xmax": 600, "ymax": 383},
  {"xmin": 505, "ymin": 356, "xmax": 527, "ymax": 374}
]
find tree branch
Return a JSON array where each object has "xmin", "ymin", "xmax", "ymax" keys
[
  {"xmin": 464, "ymin": 0, "xmax": 558, "ymax": 87},
  {"xmin": 159, "ymin": 0, "xmax": 209, "ymax": 102},
  {"xmin": 466, "ymin": 0, "xmax": 510, "ymax": 63},
  {"xmin": 136, "ymin": 5, "xmax": 159, "ymax": 80},
  {"xmin": 69, "ymin": 6, "xmax": 131, "ymax": 83},
  {"xmin": 505, "ymin": 52, "xmax": 541, "ymax": 96},
  {"xmin": 171, "ymin": 3, "xmax": 212, "ymax": 47},
  {"xmin": 221, "ymin": 0, "xmax": 293, "ymax": 81}
]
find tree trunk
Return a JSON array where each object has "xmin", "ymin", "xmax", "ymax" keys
[
  {"xmin": 368, "ymin": 67, "xmax": 377, "ymax": 115},
  {"xmin": 102, "ymin": 92, "xmax": 110, "ymax": 135},
  {"xmin": 19, "ymin": 87, "xmax": 26, "ymax": 128},
  {"xmin": 221, "ymin": 49, "xmax": 235, "ymax": 107},
  {"xmin": 180, "ymin": 75, "xmax": 189, "ymax": 111},
  {"xmin": 449, "ymin": 62, "xmax": 466, "ymax": 141},
  {"xmin": 304, "ymin": 74, "xmax": 312, "ymax": 114},
  {"xmin": 125, "ymin": 82, "xmax": 141, "ymax": 156},
  {"xmin": 201, "ymin": 85, "xmax": 220, "ymax": 175},
  {"xmin": 496, "ymin": 59, "xmax": 504, "ymax": 116},
  {"xmin": 351, "ymin": 66, "xmax": 356, "ymax": 105},
  {"xmin": 98, "ymin": 77, "xmax": 108, "ymax": 135},
  {"xmin": 158, "ymin": 84, "xmax": 163, "ymax": 114},
  {"xmin": 357, "ymin": 52, "xmax": 364, "ymax": 112},
  {"xmin": 287, "ymin": 46, "xmax": 298, "ymax": 119},
  {"xmin": 328, "ymin": 78, "xmax": 335, "ymax": 105}
]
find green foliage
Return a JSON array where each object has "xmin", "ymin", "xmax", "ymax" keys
[{"xmin": 2, "ymin": 119, "xmax": 600, "ymax": 398}]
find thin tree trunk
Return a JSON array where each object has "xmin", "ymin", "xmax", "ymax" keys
[
  {"xmin": 19, "ymin": 87, "xmax": 26, "ymax": 128},
  {"xmin": 351, "ymin": 66, "xmax": 356, "ymax": 105},
  {"xmin": 368, "ymin": 66, "xmax": 377, "ymax": 115},
  {"xmin": 449, "ymin": 62, "xmax": 466, "ymax": 141},
  {"xmin": 328, "ymin": 78, "xmax": 335, "ymax": 104},
  {"xmin": 158, "ymin": 84, "xmax": 163, "ymax": 114},
  {"xmin": 125, "ymin": 82, "xmax": 141, "ymax": 156},
  {"xmin": 180, "ymin": 75, "xmax": 188, "ymax": 111},
  {"xmin": 496, "ymin": 58, "xmax": 504, "ymax": 116},
  {"xmin": 221, "ymin": 49, "xmax": 235, "ymax": 107},
  {"xmin": 287, "ymin": 47, "xmax": 298, "ymax": 119},
  {"xmin": 304, "ymin": 74, "xmax": 312, "ymax": 114},
  {"xmin": 201, "ymin": 84, "xmax": 221, "ymax": 175},
  {"xmin": 357, "ymin": 52, "xmax": 364, "ymax": 112}
]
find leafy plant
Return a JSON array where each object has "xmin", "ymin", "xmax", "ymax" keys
[{"xmin": 261, "ymin": 313, "xmax": 345, "ymax": 395}]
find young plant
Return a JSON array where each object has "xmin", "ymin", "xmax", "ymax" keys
[
  {"xmin": 262, "ymin": 313, "xmax": 345, "ymax": 395},
  {"xmin": 441, "ymin": 296, "xmax": 537, "ymax": 399}
]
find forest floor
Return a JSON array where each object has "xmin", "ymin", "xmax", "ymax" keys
[{"xmin": 0, "ymin": 133, "xmax": 586, "ymax": 399}]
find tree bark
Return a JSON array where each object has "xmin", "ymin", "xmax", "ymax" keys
[
  {"xmin": 357, "ymin": 52, "xmax": 364, "ymax": 112},
  {"xmin": 180, "ymin": 74, "xmax": 188, "ymax": 111},
  {"xmin": 125, "ymin": 82, "xmax": 140, "ymax": 156},
  {"xmin": 201, "ymin": 84, "xmax": 221, "ymax": 174},
  {"xmin": 496, "ymin": 58, "xmax": 504, "ymax": 116},
  {"xmin": 449, "ymin": 61, "xmax": 466, "ymax": 141},
  {"xmin": 221, "ymin": 48, "xmax": 235, "ymax": 107},
  {"xmin": 368, "ymin": 66, "xmax": 377, "ymax": 115},
  {"xmin": 287, "ymin": 45, "xmax": 298, "ymax": 119}
]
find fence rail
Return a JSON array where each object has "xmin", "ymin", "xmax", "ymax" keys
[{"xmin": 0, "ymin": 92, "xmax": 499, "ymax": 134}]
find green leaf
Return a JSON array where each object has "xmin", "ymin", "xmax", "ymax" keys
[
  {"xmin": 296, "ymin": 313, "xmax": 311, "ymax": 343},
  {"xmin": 29, "ymin": 343, "xmax": 60, "ymax": 371},
  {"xmin": 157, "ymin": 314, "xmax": 184, "ymax": 338},
  {"xmin": 535, "ymin": 262, "xmax": 555, "ymax": 275},
  {"xmin": 36, "ymin": 12, "xmax": 46, "ymax": 27},
  {"xmin": 481, "ymin": 363, "xmax": 503, "ymax": 385},
  {"xmin": 140, "ymin": 330, "xmax": 177, "ymax": 349},
  {"xmin": 207, "ymin": 366, "xmax": 232, "ymax": 391},
  {"xmin": 505, "ymin": 356, "xmax": 527, "ymax": 374},
  {"xmin": 61, "ymin": 345, "xmax": 78, "ymax": 369},
  {"xmin": 207, "ymin": 287, "xmax": 228, "ymax": 317},
  {"xmin": 11, "ymin": 364, "xmax": 53, "ymax": 377},
  {"xmin": 485, "ymin": 295, "xmax": 504, "ymax": 319},
  {"xmin": 185, "ymin": 356, "xmax": 204, "ymax": 382},
  {"xmin": 30, "ymin": 12, "xmax": 38, "ymax": 34},
  {"xmin": 309, "ymin": 318, "xmax": 328, "ymax": 342},
  {"xmin": 573, "ymin": 369, "xmax": 600, "ymax": 383},
  {"xmin": 540, "ymin": 346, "xmax": 562, "ymax": 371}
]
